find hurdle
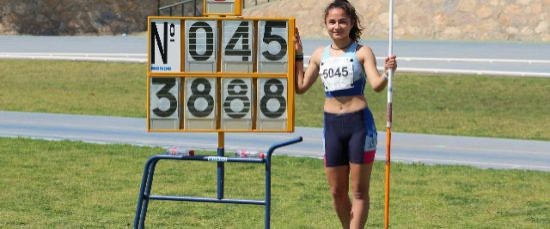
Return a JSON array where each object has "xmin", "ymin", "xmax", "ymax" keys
[{"xmin": 133, "ymin": 136, "xmax": 303, "ymax": 229}]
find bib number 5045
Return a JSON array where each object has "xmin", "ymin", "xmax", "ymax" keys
[{"xmin": 322, "ymin": 66, "xmax": 350, "ymax": 79}]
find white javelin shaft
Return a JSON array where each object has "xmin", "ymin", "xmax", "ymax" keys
[{"xmin": 386, "ymin": 0, "xmax": 394, "ymax": 128}]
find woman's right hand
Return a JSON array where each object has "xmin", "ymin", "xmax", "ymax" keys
[
  {"xmin": 384, "ymin": 55, "xmax": 397, "ymax": 73},
  {"xmin": 294, "ymin": 27, "xmax": 303, "ymax": 55}
]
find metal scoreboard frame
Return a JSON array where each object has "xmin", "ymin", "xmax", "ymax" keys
[
  {"xmin": 146, "ymin": 16, "xmax": 296, "ymax": 133},
  {"xmin": 203, "ymin": 0, "xmax": 242, "ymax": 16}
]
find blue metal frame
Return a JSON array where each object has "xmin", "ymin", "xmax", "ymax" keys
[{"xmin": 133, "ymin": 136, "xmax": 303, "ymax": 229}]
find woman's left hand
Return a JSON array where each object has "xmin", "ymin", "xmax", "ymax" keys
[
  {"xmin": 294, "ymin": 27, "xmax": 303, "ymax": 55},
  {"xmin": 384, "ymin": 55, "xmax": 397, "ymax": 73}
]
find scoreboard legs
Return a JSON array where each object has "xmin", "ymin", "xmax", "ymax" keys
[{"xmin": 133, "ymin": 137, "xmax": 303, "ymax": 229}]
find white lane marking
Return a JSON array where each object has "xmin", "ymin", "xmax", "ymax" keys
[{"xmin": 1, "ymin": 53, "xmax": 548, "ymax": 77}]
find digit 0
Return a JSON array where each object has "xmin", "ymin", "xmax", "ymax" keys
[{"xmin": 188, "ymin": 21, "xmax": 214, "ymax": 61}]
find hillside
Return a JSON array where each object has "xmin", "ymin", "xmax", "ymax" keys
[
  {"xmin": 0, "ymin": 0, "xmax": 547, "ymax": 42},
  {"xmin": 0, "ymin": 0, "xmax": 156, "ymax": 35},
  {"xmin": 243, "ymin": 0, "xmax": 548, "ymax": 42}
]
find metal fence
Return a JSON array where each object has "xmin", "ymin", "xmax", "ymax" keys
[{"xmin": 157, "ymin": 0, "xmax": 201, "ymax": 16}]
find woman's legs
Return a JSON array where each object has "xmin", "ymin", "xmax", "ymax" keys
[
  {"xmin": 324, "ymin": 108, "xmax": 376, "ymax": 228},
  {"xmin": 349, "ymin": 162, "xmax": 374, "ymax": 228},
  {"xmin": 325, "ymin": 162, "xmax": 373, "ymax": 229},
  {"xmin": 325, "ymin": 165, "xmax": 351, "ymax": 229}
]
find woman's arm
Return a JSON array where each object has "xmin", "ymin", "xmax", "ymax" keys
[
  {"xmin": 358, "ymin": 46, "xmax": 397, "ymax": 92},
  {"xmin": 294, "ymin": 28, "xmax": 321, "ymax": 94},
  {"xmin": 296, "ymin": 48, "xmax": 322, "ymax": 94}
]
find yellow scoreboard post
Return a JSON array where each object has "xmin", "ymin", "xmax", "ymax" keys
[{"xmin": 146, "ymin": 0, "xmax": 296, "ymax": 133}]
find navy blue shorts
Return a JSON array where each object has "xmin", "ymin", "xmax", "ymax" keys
[{"xmin": 323, "ymin": 108, "xmax": 378, "ymax": 167}]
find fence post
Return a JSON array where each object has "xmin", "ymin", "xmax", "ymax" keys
[
  {"xmin": 157, "ymin": 0, "xmax": 160, "ymax": 15},
  {"xmin": 193, "ymin": 0, "xmax": 197, "ymax": 16}
]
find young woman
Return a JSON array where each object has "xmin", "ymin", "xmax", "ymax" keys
[{"xmin": 294, "ymin": 0, "xmax": 397, "ymax": 228}]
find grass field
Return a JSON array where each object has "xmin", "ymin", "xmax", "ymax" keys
[
  {"xmin": 0, "ymin": 59, "xmax": 548, "ymax": 140},
  {"xmin": 1, "ymin": 138, "xmax": 548, "ymax": 228},
  {"xmin": 0, "ymin": 59, "xmax": 548, "ymax": 228}
]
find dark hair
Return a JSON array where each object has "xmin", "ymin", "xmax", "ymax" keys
[{"xmin": 324, "ymin": 0, "xmax": 364, "ymax": 42}]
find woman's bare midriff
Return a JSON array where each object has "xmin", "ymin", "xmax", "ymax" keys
[{"xmin": 324, "ymin": 95, "xmax": 368, "ymax": 114}]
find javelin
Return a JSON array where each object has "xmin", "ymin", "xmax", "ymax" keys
[{"xmin": 384, "ymin": 0, "xmax": 394, "ymax": 228}]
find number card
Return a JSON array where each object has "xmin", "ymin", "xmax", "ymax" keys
[
  {"xmin": 204, "ymin": 0, "xmax": 242, "ymax": 16},
  {"xmin": 185, "ymin": 20, "xmax": 217, "ymax": 72},
  {"xmin": 222, "ymin": 20, "xmax": 254, "ymax": 72},
  {"xmin": 221, "ymin": 78, "xmax": 253, "ymax": 130},
  {"xmin": 147, "ymin": 16, "xmax": 295, "ymax": 133},
  {"xmin": 258, "ymin": 20, "xmax": 288, "ymax": 73},
  {"xmin": 149, "ymin": 78, "xmax": 180, "ymax": 129},
  {"xmin": 149, "ymin": 19, "xmax": 181, "ymax": 72},
  {"xmin": 257, "ymin": 78, "xmax": 287, "ymax": 130},
  {"xmin": 185, "ymin": 77, "xmax": 217, "ymax": 130}
]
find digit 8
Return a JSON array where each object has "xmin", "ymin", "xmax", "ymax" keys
[
  {"xmin": 224, "ymin": 79, "xmax": 250, "ymax": 119},
  {"xmin": 260, "ymin": 79, "xmax": 286, "ymax": 118},
  {"xmin": 187, "ymin": 78, "xmax": 214, "ymax": 117}
]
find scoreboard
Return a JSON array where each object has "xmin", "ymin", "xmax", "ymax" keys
[{"xmin": 146, "ymin": 12, "xmax": 296, "ymax": 133}]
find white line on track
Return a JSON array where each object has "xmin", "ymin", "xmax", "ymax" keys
[{"xmin": 1, "ymin": 52, "xmax": 548, "ymax": 77}]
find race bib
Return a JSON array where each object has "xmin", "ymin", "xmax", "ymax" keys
[{"xmin": 319, "ymin": 57, "xmax": 354, "ymax": 92}]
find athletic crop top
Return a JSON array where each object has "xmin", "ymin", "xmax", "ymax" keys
[{"xmin": 319, "ymin": 42, "xmax": 366, "ymax": 98}]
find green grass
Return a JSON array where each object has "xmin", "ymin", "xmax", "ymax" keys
[
  {"xmin": 0, "ymin": 60, "xmax": 145, "ymax": 117},
  {"xmin": 297, "ymin": 73, "xmax": 550, "ymax": 140},
  {"xmin": 0, "ymin": 138, "xmax": 548, "ymax": 228},
  {"xmin": 1, "ymin": 59, "xmax": 548, "ymax": 228},
  {"xmin": 0, "ymin": 59, "xmax": 549, "ymax": 140}
]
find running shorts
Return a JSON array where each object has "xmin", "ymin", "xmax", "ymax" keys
[{"xmin": 323, "ymin": 107, "xmax": 378, "ymax": 167}]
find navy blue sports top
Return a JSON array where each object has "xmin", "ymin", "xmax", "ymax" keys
[{"xmin": 319, "ymin": 42, "xmax": 366, "ymax": 98}]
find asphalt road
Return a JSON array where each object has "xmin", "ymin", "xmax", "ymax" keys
[
  {"xmin": 1, "ymin": 35, "xmax": 549, "ymax": 76},
  {"xmin": 1, "ymin": 111, "xmax": 549, "ymax": 171}
]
